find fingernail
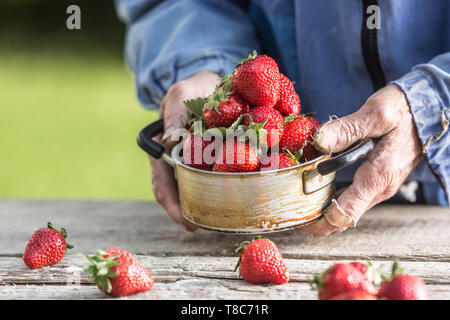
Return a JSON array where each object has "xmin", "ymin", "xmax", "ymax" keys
[{"xmin": 324, "ymin": 199, "xmax": 357, "ymax": 228}]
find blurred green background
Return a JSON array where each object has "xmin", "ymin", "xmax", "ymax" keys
[{"xmin": 0, "ymin": 0, "xmax": 157, "ymax": 199}]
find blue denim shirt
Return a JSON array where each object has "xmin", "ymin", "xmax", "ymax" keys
[{"xmin": 116, "ymin": 0, "xmax": 449, "ymax": 206}]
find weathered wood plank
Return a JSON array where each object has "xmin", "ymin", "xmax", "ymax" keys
[
  {"xmin": 2, "ymin": 282, "xmax": 450, "ymax": 300},
  {"xmin": 2, "ymin": 255, "xmax": 450, "ymax": 286},
  {"xmin": 1, "ymin": 200, "xmax": 449, "ymax": 261}
]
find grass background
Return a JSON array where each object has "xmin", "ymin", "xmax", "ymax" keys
[{"xmin": 0, "ymin": 1, "xmax": 158, "ymax": 199}]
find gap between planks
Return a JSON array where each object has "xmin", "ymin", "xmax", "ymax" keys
[{"xmin": 2, "ymin": 255, "xmax": 450, "ymax": 286}]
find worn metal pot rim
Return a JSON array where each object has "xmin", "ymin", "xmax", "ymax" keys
[{"xmin": 171, "ymin": 143, "xmax": 326, "ymax": 176}]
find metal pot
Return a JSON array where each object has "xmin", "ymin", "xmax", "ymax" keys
[{"xmin": 138, "ymin": 119, "xmax": 374, "ymax": 234}]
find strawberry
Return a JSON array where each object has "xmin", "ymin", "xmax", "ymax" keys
[
  {"xmin": 212, "ymin": 139, "xmax": 260, "ymax": 172},
  {"xmin": 314, "ymin": 262, "xmax": 378, "ymax": 300},
  {"xmin": 328, "ymin": 289, "xmax": 378, "ymax": 300},
  {"xmin": 378, "ymin": 261, "xmax": 428, "ymax": 300},
  {"xmin": 274, "ymin": 74, "xmax": 301, "ymax": 116},
  {"xmin": 202, "ymin": 87, "xmax": 249, "ymax": 128},
  {"xmin": 23, "ymin": 222, "xmax": 73, "ymax": 269},
  {"xmin": 280, "ymin": 116, "xmax": 322, "ymax": 162},
  {"xmin": 231, "ymin": 51, "xmax": 280, "ymax": 108},
  {"xmin": 235, "ymin": 236, "xmax": 289, "ymax": 285},
  {"xmin": 350, "ymin": 261, "xmax": 381, "ymax": 285},
  {"xmin": 260, "ymin": 151, "xmax": 298, "ymax": 171},
  {"xmin": 182, "ymin": 134, "xmax": 215, "ymax": 170},
  {"xmin": 84, "ymin": 248, "xmax": 154, "ymax": 297},
  {"xmin": 243, "ymin": 106, "xmax": 284, "ymax": 148}
]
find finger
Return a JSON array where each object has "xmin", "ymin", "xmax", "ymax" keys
[
  {"xmin": 324, "ymin": 133, "xmax": 401, "ymax": 228},
  {"xmin": 160, "ymin": 98, "xmax": 189, "ymax": 151},
  {"xmin": 162, "ymin": 73, "xmax": 219, "ymax": 150},
  {"xmin": 314, "ymin": 89, "xmax": 401, "ymax": 154},
  {"xmin": 297, "ymin": 215, "xmax": 346, "ymax": 236},
  {"xmin": 151, "ymin": 156, "xmax": 197, "ymax": 231},
  {"xmin": 150, "ymin": 134, "xmax": 196, "ymax": 231}
]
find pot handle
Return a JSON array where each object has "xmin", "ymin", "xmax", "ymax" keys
[
  {"xmin": 137, "ymin": 119, "xmax": 176, "ymax": 167},
  {"xmin": 316, "ymin": 138, "xmax": 375, "ymax": 176}
]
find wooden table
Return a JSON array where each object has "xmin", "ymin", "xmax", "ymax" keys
[{"xmin": 0, "ymin": 200, "xmax": 449, "ymax": 300}]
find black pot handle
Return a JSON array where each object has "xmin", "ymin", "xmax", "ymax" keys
[
  {"xmin": 137, "ymin": 119, "xmax": 165, "ymax": 159},
  {"xmin": 317, "ymin": 138, "xmax": 375, "ymax": 176}
]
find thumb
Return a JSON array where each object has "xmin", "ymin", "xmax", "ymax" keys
[{"xmin": 314, "ymin": 111, "xmax": 372, "ymax": 154}]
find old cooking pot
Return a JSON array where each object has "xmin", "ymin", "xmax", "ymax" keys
[{"xmin": 137, "ymin": 119, "xmax": 374, "ymax": 234}]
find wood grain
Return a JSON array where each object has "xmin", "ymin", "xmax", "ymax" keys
[
  {"xmin": 1, "ymin": 200, "xmax": 449, "ymax": 299},
  {"xmin": 1, "ymin": 200, "xmax": 449, "ymax": 260}
]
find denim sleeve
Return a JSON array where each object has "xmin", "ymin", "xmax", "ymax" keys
[
  {"xmin": 114, "ymin": 0, "xmax": 260, "ymax": 109},
  {"xmin": 392, "ymin": 53, "xmax": 450, "ymax": 204}
]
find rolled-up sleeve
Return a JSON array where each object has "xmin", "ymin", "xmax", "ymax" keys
[
  {"xmin": 115, "ymin": 0, "xmax": 260, "ymax": 109},
  {"xmin": 392, "ymin": 52, "xmax": 450, "ymax": 203}
]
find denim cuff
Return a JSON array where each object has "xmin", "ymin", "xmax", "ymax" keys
[{"xmin": 391, "ymin": 69, "xmax": 450, "ymax": 204}]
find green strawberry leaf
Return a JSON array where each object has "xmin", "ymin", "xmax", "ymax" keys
[
  {"xmin": 234, "ymin": 50, "xmax": 258, "ymax": 68},
  {"xmin": 218, "ymin": 74, "xmax": 232, "ymax": 91},
  {"xmin": 229, "ymin": 114, "xmax": 245, "ymax": 130},
  {"xmin": 184, "ymin": 97, "xmax": 208, "ymax": 118}
]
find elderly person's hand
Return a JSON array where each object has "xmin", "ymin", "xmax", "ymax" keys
[
  {"xmin": 150, "ymin": 71, "xmax": 219, "ymax": 231},
  {"xmin": 298, "ymin": 85, "xmax": 424, "ymax": 236}
]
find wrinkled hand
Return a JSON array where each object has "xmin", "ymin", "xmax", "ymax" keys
[
  {"xmin": 298, "ymin": 85, "xmax": 424, "ymax": 236},
  {"xmin": 150, "ymin": 71, "xmax": 219, "ymax": 231}
]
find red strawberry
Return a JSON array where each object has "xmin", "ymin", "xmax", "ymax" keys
[
  {"xmin": 350, "ymin": 262, "xmax": 380, "ymax": 285},
  {"xmin": 212, "ymin": 139, "xmax": 260, "ymax": 172},
  {"xmin": 314, "ymin": 262, "xmax": 378, "ymax": 300},
  {"xmin": 280, "ymin": 116, "xmax": 322, "ymax": 162},
  {"xmin": 231, "ymin": 51, "xmax": 280, "ymax": 108},
  {"xmin": 328, "ymin": 289, "xmax": 378, "ymax": 300},
  {"xmin": 274, "ymin": 74, "xmax": 301, "ymax": 116},
  {"xmin": 202, "ymin": 88, "xmax": 249, "ymax": 128},
  {"xmin": 85, "ymin": 248, "xmax": 154, "ymax": 297},
  {"xmin": 243, "ymin": 106, "xmax": 284, "ymax": 148},
  {"xmin": 23, "ymin": 222, "xmax": 73, "ymax": 269},
  {"xmin": 260, "ymin": 152, "xmax": 298, "ymax": 171},
  {"xmin": 235, "ymin": 236, "xmax": 289, "ymax": 285},
  {"xmin": 182, "ymin": 134, "xmax": 215, "ymax": 170},
  {"xmin": 378, "ymin": 261, "xmax": 428, "ymax": 300}
]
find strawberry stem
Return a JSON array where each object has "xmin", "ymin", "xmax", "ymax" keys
[
  {"xmin": 235, "ymin": 50, "xmax": 258, "ymax": 68},
  {"xmin": 233, "ymin": 235, "xmax": 261, "ymax": 272},
  {"xmin": 47, "ymin": 222, "xmax": 74, "ymax": 249},
  {"xmin": 84, "ymin": 250, "xmax": 122, "ymax": 294}
]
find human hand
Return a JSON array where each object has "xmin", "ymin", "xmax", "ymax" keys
[
  {"xmin": 150, "ymin": 71, "xmax": 220, "ymax": 231},
  {"xmin": 298, "ymin": 85, "xmax": 424, "ymax": 236}
]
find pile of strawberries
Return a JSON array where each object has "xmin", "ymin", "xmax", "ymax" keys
[
  {"xmin": 22, "ymin": 224, "xmax": 429, "ymax": 299},
  {"xmin": 313, "ymin": 260, "xmax": 428, "ymax": 300},
  {"xmin": 182, "ymin": 51, "xmax": 322, "ymax": 172}
]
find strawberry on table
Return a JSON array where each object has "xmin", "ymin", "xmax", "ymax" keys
[
  {"xmin": 182, "ymin": 134, "xmax": 215, "ymax": 171},
  {"xmin": 313, "ymin": 262, "xmax": 378, "ymax": 300},
  {"xmin": 280, "ymin": 115, "xmax": 322, "ymax": 162},
  {"xmin": 274, "ymin": 74, "xmax": 301, "ymax": 116},
  {"xmin": 260, "ymin": 151, "xmax": 298, "ymax": 171},
  {"xmin": 23, "ymin": 222, "xmax": 73, "ymax": 269},
  {"xmin": 350, "ymin": 261, "xmax": 380, "ymax": 285},
  {"xmin": 243, "ymin": 106, "xmax": 284, "ymax": 148},
  {"xmin": 212, "ymin": 138, "xmax": 260, "ymax": 172},
  {"xmin": 202, "ymin": 87, "xmax": 249, "ymax": 128},
  {"xmin": 378, "ymin": 261, "xmax": 428, "ymax": 300},
  {"xmin": 84, "ymin": 248, "xmax": 154, "ymax": 297},
  {"xmin": 231, "ymin": 50, "xmax": 280, "ymax": 108},
  {"xmin": 235, "ymin": 236, "xmax": 289, "ymax": 285}
]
